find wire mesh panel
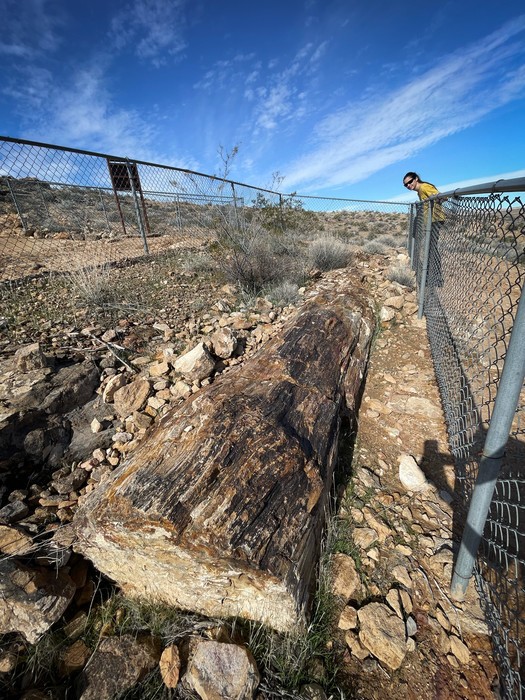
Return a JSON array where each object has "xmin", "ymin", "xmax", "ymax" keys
[
  {"xmin": 412, "ymin": 190, "xmax": 525, "ymax": 698},
  {"xmin": 1, "ymin": 136, "xmax": 411, "ymax": 313}
]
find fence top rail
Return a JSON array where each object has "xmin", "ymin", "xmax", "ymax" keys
[
  {"xmin": 414, "ymin": 176, "xmax": 525, "ymax": 202},
  {"xmin": 1, "ymin": 135, "xmax": 411, "ymax": 208},
  {"xmin": 0, "ymin": 135, "xmax": 281, "ymax": 198},
  {"xmin": 291, "ymin": 194, "xmax": 412, "ymax": 206}
]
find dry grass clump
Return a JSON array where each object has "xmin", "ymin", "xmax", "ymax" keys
[
  {"xmin": 363, "ymin": 240, "xmax": 388, "ymax": 255},
  {"xmin": 378, "ymin": 235, "xmax": 400, "ymax": 249},
  {"xmin": 265, "ymin": 281, "xmax": 301, "ymax": 306},
  {"xmin": 307, "ymin": 236, "xmax": 351, "ymax": 271},
  {"xmin": 67, "ymin": 263, "xmax": 117, "ymax": 308},
  {"xmin": 387, "ymin": 264, "xmax": 415, "ymax": 289},
  {"xmin": 224, "ymin": 237, "xmax": 304, "ymax": 295},
  {"xmin": 180, "ymin": 250, "xmax": 215, "ymax": 274}
]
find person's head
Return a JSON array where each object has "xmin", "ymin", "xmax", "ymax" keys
[{"xmin": 403, "ymin": 171, "xmax": 420, "ymax": 192}]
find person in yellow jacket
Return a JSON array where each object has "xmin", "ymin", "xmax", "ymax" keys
[
  {"xmin": 403, "ymin": 171, "xmax": 445, "ymax": 287},
  {"xmin": 403, "ymin": 171, "xmax": 445, "ymax": 220}
]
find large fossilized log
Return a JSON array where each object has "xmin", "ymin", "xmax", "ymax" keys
[{"xmin": 72, "ymin": 282, "xmax": 374, "ymax": 631}]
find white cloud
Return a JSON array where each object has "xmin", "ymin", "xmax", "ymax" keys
[
  {"xmin": 283, "ymin": 16, "xmax": 525, "ymax": 191},
  {"xmin": 110, "ymin": 0, "xmax": 188, "ymax": 66},
  {"xmin": 0, "ymin": 0, "xmax": 63, "ymax": 58},
  {"xmin": 13, "ymin": 62, "xmax": 161, "ymax": 162},
  {"xmin": 251, "ymin": 42, "xmax": 329, "ymax": 133}
]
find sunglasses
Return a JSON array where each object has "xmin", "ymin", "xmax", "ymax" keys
[{"xmin": 403, "ymin": 177, "xmax": 415, "ymax": 188}]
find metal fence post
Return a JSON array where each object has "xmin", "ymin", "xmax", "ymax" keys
[
  {"xmin": 417, "ymin": 200, "xmax": 433, "ymax": 318},
  {"xmin": 407, "ymin": 203, "xmax": 415, "ymax": 262},
  {"xmin": 450, "ymin": 286, "xmax": 525, "ymax": 601},
  {"xmin": 6, "ymin": 179, "xmax": 27, "ymax": 233},
  {"xmin": 98, "ymin": 188, "xmax": 111, "ymax": 234},
  {"xmin": 230, "ymin": 182, "xmax": 242, "ymax": 232},
  {"xmin": 175, "ymin": 195, "xmax": 183, "ymax": 232},
  {"xmin": 38, "ymin": 182, "xmax": 50, "ymax": 217},
  {"xmin": 126, "ymin": 160, "xmax": 149, "ymax": 255}
]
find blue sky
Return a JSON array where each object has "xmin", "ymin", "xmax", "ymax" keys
[{"xmin": 1, "ymin": 0, "xmax": 524, "ymax": 202}]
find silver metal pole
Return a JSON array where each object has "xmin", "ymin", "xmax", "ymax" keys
[
  {"xmin": 417, "ymin": 200, "xmax": 433, "ymax": 319},
  {"xmin": 230, "ymin": 182, "xmax": 242, "ymax": 232},
  {"xmin": 38, "ymin": 182, "xmax": 50, "ymax": 217},
  {"xmin": 407, "ymin": 204, "xmax": 415, "ymax": 267},
  {"xmin": 126, "ymin": 160, "xmax": 149, "ymax": 255},
  {"xmin": 98, "ymin": 188, "xmax": 111, "ymax": 234},
  {"xmin": 450, "ymin": 287, "xmax": 525, "ymax": 600},
  {"xmin": 6, "ymin": 179, "xmax": 27, "ymax": 233}
]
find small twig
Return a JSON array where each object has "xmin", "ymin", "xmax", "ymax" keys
[{"xmin": 88, "ymin": 332, "xmax": 136, "ymax": 373}]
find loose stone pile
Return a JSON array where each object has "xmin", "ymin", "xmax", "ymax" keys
[{"xmin": 0, "ymin": 253, "xmax": 499, "ymax": 699}]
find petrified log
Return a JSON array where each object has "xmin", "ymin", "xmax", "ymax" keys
[{"xmin": 72, "ymin": 281, "xmax": 374, "ymax": 632}]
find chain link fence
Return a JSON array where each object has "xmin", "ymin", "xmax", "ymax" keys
[
  {"xmin": 3, "ymin": 135, "xmax": 525, "ymax": 695},
  {"xmin": 0, "ymin": 136, "xmax": 410, "ymax": 349},
  {"xmin": 0, "ymin": 137, "xmax": 410, "ymax": 282},
  {"xmin": 409, "ymin": 182, "xmax": 525, "ymax": 699}
]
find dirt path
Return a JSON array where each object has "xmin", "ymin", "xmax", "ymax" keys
[{"xmin": 332, "ymin": 254, "xmax": 498, "ymax": 698}]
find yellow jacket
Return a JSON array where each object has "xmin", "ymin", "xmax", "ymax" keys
[{"xmin": 418, "ymin": 182, "xmax": 445, "ymax": 222}]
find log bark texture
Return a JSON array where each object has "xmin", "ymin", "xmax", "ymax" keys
[{"xmin": 72, "ymin": 282, "xmax": 375, "ymax": 631}]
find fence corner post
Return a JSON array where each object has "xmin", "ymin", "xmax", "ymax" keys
[
  {"xmin": 450, "ymin": 286, "xmax": 525, "ymax": 600},
  {"xmin": 417, "ymin": 200, "xmax": 433, "ymax": 318}
]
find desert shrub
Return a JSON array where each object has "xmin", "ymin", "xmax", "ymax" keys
[
  {"xmin": 387, "ymin": 264, "xmax": 416, "ymax": 289},
  {"xmin": 307, "ymin": 236, "xmax": 351, "ymax": 271},
  {"xmin": 363, "ymin": 240, "xmax": 388, "ymax": 255},
  {"xmin": 67, "ymin": 263, "xmax": 119, "ymax": 308},
  {"xmin": 378, "ymin": 235, "xmax": 401, "ymax": 248},
  {"xmin": 251, "ymin": 192, "xmax": 317, "ymax": 236},
  {"xmin": 224, "ymin": 237, "xmax": 297, "ymax": 294},
  {"xmin": 180, "ymin": 251, "xmax": 215, "ymax": 274},
  {"xmin": 265, "ymin": 281, "xmax": 300, "ymax": 306}
]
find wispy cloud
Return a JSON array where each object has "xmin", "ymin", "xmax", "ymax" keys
[
  {"xmin": 251, "ymin": 42, "xmax": 328, "ymax": 133},
  {"xmin": 9, "ymin": 60, "xmax": 179, "ymax": 165},
  {"xmin": 0, "ymin": 0, "xmax": 63, "ymax": 59},
  {"xmin": 27, "ymin": 71, "xmax": 143, "ymax": 147},
  {"xmin": 110, "ymin": 0, "xmax": 188, "ymax": 67},
  {"xmin": 193, "ymin": 54, "xmax": 257, "ymax": 91},
  {"xmin": 283, "ymin": 16, "xmax": 525, "ymax": 191}
]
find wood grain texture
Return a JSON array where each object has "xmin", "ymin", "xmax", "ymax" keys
[{"xmin": 73, "ymin": 282, "xmax": 375, "ymax": 631}]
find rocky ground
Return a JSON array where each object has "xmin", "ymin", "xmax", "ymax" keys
[{"xmin": 0, "ymin": 248, "xmax": 499, "ymax": 699}]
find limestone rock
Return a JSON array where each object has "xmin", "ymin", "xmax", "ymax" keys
[
  {"xmin": 113, "ymin": 379, "xmax": 151, "ymax": 419},
  {"xmin": 384, "ymin": 295, "xmax": 404, "ymax": 310},
  {"xmin": 15, "ymin": 343, "xmax": 48, "ymax": 372},
  {"xmin": 358, "ymin": 602, "xmax": 407, "ymax": 671},
  {"xmin": 0, "ymin": 560, "xmax": 76, "ymax": 643},
  {"xmin": 398, "ymin": 454, "xmax": 430, "ymax": 492},
  {"xmin": 380, "ymin": 306, "xmax": 396, "ymax": 322},
  {"xmin": 331, "ymin": 553, "xmax": 360, "ymax": 600},
  {"xmin": 159, "ymin": 644, "xmax": 181, "ymax": 689},
  {"xmin": 210, "ymin": 327, "xmax": 238, "ymax": 359},
  {"xmin": 77, "ymin": 634, "xmax": 160, "ymax": 700},
  {"xmin": 173, "ymin": 342, "xmax": 216, "ymax": 383},
  {"xmin": 405, "ymin": 396, "xmax": 442, "ymax": 421},
  {"xmin": 345, "ymin": 630, "xmax": 369, "ymax": 660},
  {"xmin": 102, "ymin": 373, "xmax": 127, "ymax": 403},
  {"xmin": 391, "ymin": 565, "xmax": 412, "ymax": 589},
  {"xmin": 449, "ymin": 635, "xmax": 471, "ymax": 664},
  {"xmin": 353, "ymin": 527, "xmax": 378, "ymax": 549},
  {"xmin": 338, "ymin": 605, "xmax": 358, "ymax": 630},
  {"xmin": 183, "ymin": 640, "xmax": 260, "ymax": 700}
]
